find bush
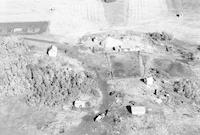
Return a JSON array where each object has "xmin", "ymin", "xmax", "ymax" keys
[{"xmin": 25, "ymin": 63, "xmax": 98, "ymax": 107}]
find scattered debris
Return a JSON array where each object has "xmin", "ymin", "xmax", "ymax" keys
[
  {"xmin": 148, "ymin": 68, "xmax": 169, "ymax": 79},
  {"xmin": 147, "ymin": 32, "xmax": 173, "ymax": 43},
  {"xmin": 181, "ymin": 51, "xmax": 195, "ymax": 61},
  {"xmin": 172, "ymin": 79, "xmax": 200, "ymax": 104},
  {"xmin": 115, "ymin": 97, "xmax": 123, "ymax": 104}
]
